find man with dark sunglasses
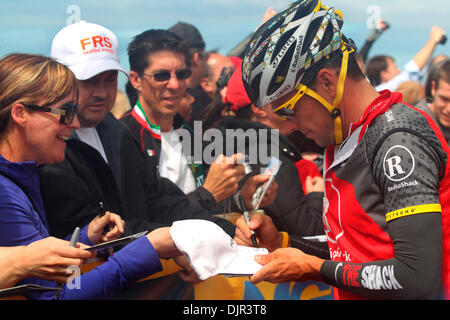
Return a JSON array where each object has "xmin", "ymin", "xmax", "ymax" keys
[{"xmin": 122, "ymin": 29, "xmax": 277, "ymax": 215}]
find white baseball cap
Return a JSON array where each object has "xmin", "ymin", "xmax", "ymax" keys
[
  {"xmin": 51, "ymin": 21, "xmax": 128, "ymax": 80},
  {"xmin": 170, "ymin": 219, "xmax": 268, "ymax": 280}
]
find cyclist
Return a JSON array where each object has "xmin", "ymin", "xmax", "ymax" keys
[{"xmin": 235, "ymin": 0, "xmax": 450, "ymax": 299}]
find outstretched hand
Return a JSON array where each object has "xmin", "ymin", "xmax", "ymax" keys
[
  {"xmin": 203, "ymin": 154, "xmax": 246, "ymax": 202},
  {"xmin": 9, "ymin": 237, "xmax": 94, "ymax": 285},
  {"xmin": 249, "ymin": 247, "xmax": 325, "ymax": 284},
  {"xmin": 88, "ymin": 211, "xmax": 125, "ymax": 244},
  {"xmin": 174, "ymin": 255, "xmax": 202, "ymax": 284}
]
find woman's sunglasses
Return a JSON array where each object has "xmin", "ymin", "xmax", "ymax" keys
[
  {"xmin": 143, "ymin": 69, "xmax": 192, "ymax": 82},
  {"xmin": 22, "ymin": 102, "xmax": 78, "ymax": 125}
]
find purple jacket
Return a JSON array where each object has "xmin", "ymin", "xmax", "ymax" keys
[{"xmin": 0, "ymin": 155, "xmax": 162, "ymax": 299}]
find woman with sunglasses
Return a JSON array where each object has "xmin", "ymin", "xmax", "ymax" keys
[{"xmin": 0, "ymin": 53, "xmax": 183, "ymax": 299}]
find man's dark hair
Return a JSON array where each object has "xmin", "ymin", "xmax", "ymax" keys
[
  {"xmin": 434, "ymin": 59, "xmax": 450, "ymax": 91},
  {"xmin": 302, "ymin": 50, "xmax": 366, "ymax": 88},
  {"xmin": 424, "ymin": 59, "xmax": 447, "ymax": 102},
  {"xmin": 126, "ymin": 29, "xmax": 190, "ymax": 105},
  {"xmin": 128, "ymin": 29, "xmax": 190, "ymax": 75},
  {"xmin": 366, "ymin": 55, "xmax": 391, "ymax": 87}
]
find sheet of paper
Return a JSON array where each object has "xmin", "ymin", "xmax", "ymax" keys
[{"xmin": 218, "ymin": 246, "xmax": 268, "ymax": 277}]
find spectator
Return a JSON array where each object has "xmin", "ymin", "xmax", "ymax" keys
[
  {"xmin": 422, "ymin": 58, "xmax": 449, "ymax": 103},
  {"xmin": 236, "ymin": 0, "xmax": 450, "ymax": 299},
  {"xmin": 367, "ymin": 26, "xmax": 446, "ymax": 91},
  {"xmin": 415, "ymin": 58, "xmax": 450, "ymax": 143},
  {"xmin": 199, "ymin": 52, "xmax": 235, "ymax": 100},
  {"xmin": 0, "ymin": 53, "xmax": 184, "ymax": 299},
  {"xmin": 40, "ymin": 21, "xmax": 235, "ymax": 247},
  {"xmin": 122, "ymin": 29, "xmax": 276, "ymax": 212}
]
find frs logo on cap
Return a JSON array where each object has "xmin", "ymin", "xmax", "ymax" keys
[
  {"xmin": 383, "ymin": 145, "xmax": 415, "ymax": 182},
  {"xmin": 80, "ymin": 36, "xmax": 112, "ymax": 51}
]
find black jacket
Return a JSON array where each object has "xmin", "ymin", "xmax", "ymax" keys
[
  {"xmin": 39, "ymin": 113, "xmax": 235, "ymax": 239},
  {"xmin": 120, "ymin": 111, "xmax": 221, "ymax": 212}
]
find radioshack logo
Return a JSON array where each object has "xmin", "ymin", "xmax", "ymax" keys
[
  {"xmin": 383, "ymin": 145, "xmax": 415, "ymax": 182},
  {"xmin": 80, "ymin": 35, "xmax": 114, "ymax": 55}
]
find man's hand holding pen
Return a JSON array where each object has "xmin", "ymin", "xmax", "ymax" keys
[
  {"xmin": 234, "ymin": 213, "xmax": 284, "ymax": 253},
  {"xmin": 88, "ymin": 208, "xmax": 125, "ymax": 244}
]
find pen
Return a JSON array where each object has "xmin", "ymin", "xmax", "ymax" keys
[
  {"xmin": 69, "ymin": 227, "xmax": 81, "ymax": 247},
  {"xmin": 238, "ymin": 195, "xmax": 258, "ymax": 248},
  {"xmin": 54, "ymin": 226, "xmax": 80, "ymax": 300},
  {"xmin": 97, "ymin": 201, "xmax": 110, "ymax": 234},
  {"xmin": 97, "ymin": 202, "xmax": 105, "ymax": 218}
]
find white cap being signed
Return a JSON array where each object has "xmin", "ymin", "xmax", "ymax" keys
[
  {"xmin": 170, "ymin": 219, "xmax": 267, "ymax": 280},
  {"xmin": 51, "ymin": 21, "xmax": 128, "ymax": 80}
]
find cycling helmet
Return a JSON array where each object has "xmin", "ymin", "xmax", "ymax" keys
[{"xmin": 242, "ymin": 0, "xmax": 354, "ymax": 145}]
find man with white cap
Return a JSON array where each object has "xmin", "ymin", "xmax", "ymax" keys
[
  {"xmin": 39, "ymin": 21, "xmax": 236, "ymax": 251},
  {"xmin": 49, "ymin": 21, "xmax": 127, "ymax": 175}
]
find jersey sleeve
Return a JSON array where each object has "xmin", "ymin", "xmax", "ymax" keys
[{"xmin": 371, "ymin": 130, "xmax": 443, "ymax": 221}]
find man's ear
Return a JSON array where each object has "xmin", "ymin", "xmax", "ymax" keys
[
  {"xmin": 315, "ymin": 68, "xmax": 339, "ymax": 97},
  {"xmin": 129, "ymin": 70, "xmax": 142, "ymax": 92},
  {"xmin": 191, "ymin": 52, "xmax": 200, "ymax": 69},
  {"xmin": 10, "ymin": 103, "xmax": 27, "ymax": 128},
  {"xmin": 431, "ymin": 80, "xmax": 437, "ymax": 97}
]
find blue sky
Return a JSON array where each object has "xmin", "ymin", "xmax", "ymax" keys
[{"xmin": 1, "ymin": 0, "xmax": 449, "ymax": 91}]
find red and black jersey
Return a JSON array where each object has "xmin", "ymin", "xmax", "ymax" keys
[{"xmin": 320, "ymin": 90, "xmax": 450, "ymax": 299}]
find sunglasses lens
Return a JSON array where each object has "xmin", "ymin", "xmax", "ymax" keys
[
  {"xmin": 153, "ymin": 71, "xmax": 171, "ymax": 82},
  {"xmin": 176, "ymin": 69, "xmax": 192, "ymax": 80},
  {"xmin": 61, "ymin": 103, "xmax": 77, "ymax": 124},
  {"xmin": 150, "ymin": 69, "xmax": 191, "ymax": 82}
]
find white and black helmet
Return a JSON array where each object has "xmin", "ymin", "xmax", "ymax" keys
[{"xmin": 242, "ymin": 0, "xmax": 345, "ymax": 108}]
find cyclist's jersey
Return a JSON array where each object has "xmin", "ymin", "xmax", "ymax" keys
[{"xmin": 319, "ymin": 90, "xmax": 450, "ymax": 299}]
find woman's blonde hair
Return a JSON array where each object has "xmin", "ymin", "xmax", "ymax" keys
[{"xmin": 0, "ymin": 53, "xmax": 77, "ymax": 134}]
